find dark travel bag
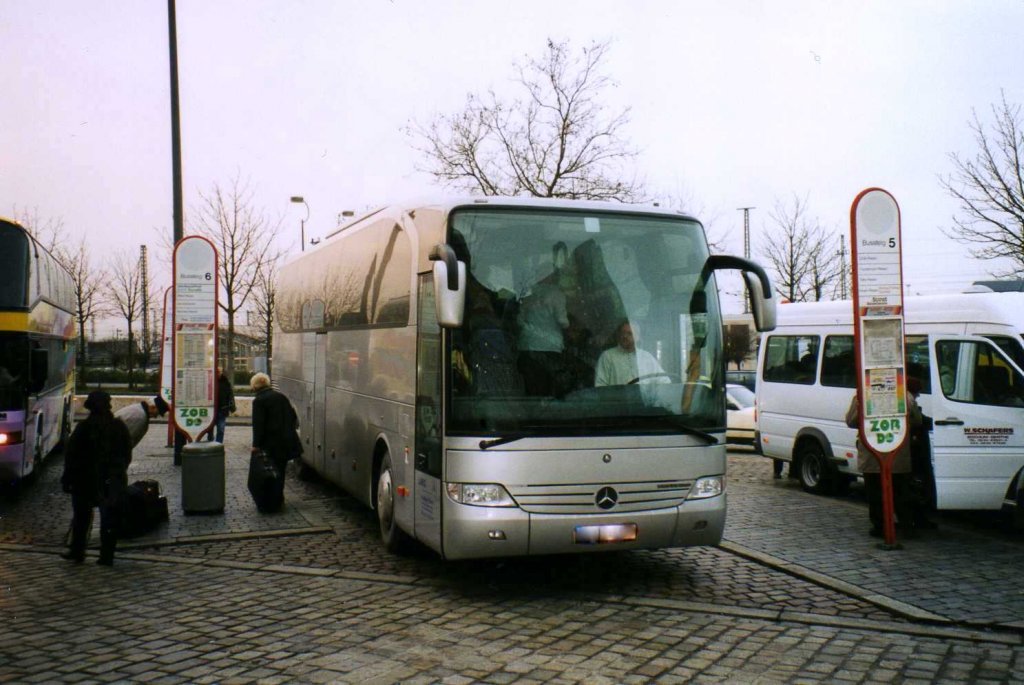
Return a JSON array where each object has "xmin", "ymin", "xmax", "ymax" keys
[
  {"xmin": 247, "ymin": 450, "xmax": 283, "ymax": 512},
  {"xmin": 121, "ymin": 479, "xmax": 169, "ymax": 538}
]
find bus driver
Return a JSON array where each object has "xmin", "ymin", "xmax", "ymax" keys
[{"xmin": 594, "ymin": 320, "xmax": 668, "ymax": 386}]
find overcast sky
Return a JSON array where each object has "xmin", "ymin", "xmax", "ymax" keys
[{"xmin": 3, "ymin": 0, "xmax": 1023, "ymax": 325}]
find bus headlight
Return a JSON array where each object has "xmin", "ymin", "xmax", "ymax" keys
[
  {"xmin": 0, "ymin": 431, "xmax": 22, "ymax": 445},
  {"xmin": 687, "ymin": 476, "xmax": 724, "ymax": 500},
  {"xmin": 445, "ymin": 483, "xmax": 517, "ymax": 507}
]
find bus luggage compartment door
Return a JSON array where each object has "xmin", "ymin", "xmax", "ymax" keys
[{"xmin": 313, "ymin": 333, "xmax": 327, "ymax": 474}]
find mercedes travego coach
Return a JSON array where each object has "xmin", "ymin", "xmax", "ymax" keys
[
  {"xmin": 755, "ymin": 293, "xmax": 1024, "ymax": 525},
  {"xmin": 274, "ymin": 197, "xmax": 775, "ymax": 559}
]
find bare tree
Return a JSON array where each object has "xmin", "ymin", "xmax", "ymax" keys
[
  {"xmin": 107, "ymin": 250, "xmax": 144, "ymax": 388},
  {"xmin": 192, "ymin": 175, "xmax": 284, "ymax": 375},
  {"xmin": 58, "ymin": 237, "xmax": 108, "ymax": 373},
  {"xmin": 941, "ymin": 91, "xmax": 1024, "ymax": 276},
  {"xmin": 409, "ymin": 39, "xmax": 643, "ymax": 201},
  {"xmin": 760, "ymin": 195, "xmax": 842, "ymax": 302},
  {"xmin": 249, "ymin": 257, "xmax": 279, "ymax": 377}
]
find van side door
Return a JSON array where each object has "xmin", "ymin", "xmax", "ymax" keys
[{"xmin": 926, "ymin": 334, "xmax": 1024, "ymax": 510}]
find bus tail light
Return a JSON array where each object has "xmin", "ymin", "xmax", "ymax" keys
[
  {"xmin": 0, "ymin": 431, "xmax": 23, "ymax": 445},
  {"xmin": 445, "ymin": 482, "xmax": 517, "ymax": 507},
  {"xmin": 687, "ymin": 476, "xmax": 724, "ymax": 500}
]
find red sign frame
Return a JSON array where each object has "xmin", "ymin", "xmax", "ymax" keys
[{"xmin": 850, "ymin": 187, "xmax": 908, "ymax": 547}]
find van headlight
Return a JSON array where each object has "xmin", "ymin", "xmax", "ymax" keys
[
  {"xmin": 445, "ymin": 483, "xmax": 517, "ymax": 507},
  {"xmin": 687, "ymin": 476, "xmax": 724, "ymax": 500}
]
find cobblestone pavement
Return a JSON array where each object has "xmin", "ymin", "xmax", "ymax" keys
[
  {"xmin": 1, "ymin": 427, "xmax": 1023, "ymax": 683},
  {"xmin": 726, "ymin": 450, "xmax": 1024, "ymax": 630}
]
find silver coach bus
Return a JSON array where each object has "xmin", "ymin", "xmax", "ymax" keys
[{"xmin": 275, "ymin": 197, "xmax": 775, "ymax": 559}]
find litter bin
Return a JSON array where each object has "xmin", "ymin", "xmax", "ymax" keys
[{"xmin": 181, "ymin": 441, "xmax": 225, "ymax": 514}]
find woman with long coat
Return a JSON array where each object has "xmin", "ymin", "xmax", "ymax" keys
[{"xmin": 61, "ymin": 390, "xmax": 133, "ymax": 565}]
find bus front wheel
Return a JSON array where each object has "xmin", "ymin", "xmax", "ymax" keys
[
  {"xmin": 376, "ymin": 452, "xmax": 411, "ymax": 553},
  {"xmin": 796, "ymin": 440, "xmax": 833, "ymax": 495}
]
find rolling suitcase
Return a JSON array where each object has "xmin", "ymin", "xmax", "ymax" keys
[{"xmin": 247, "ymin": 450, "xmax": 283, "ymax": 512}]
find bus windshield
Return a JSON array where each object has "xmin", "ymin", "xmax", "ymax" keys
[
  {"xmin": 447, "ymin": 208, "xmax": 724, "ymax": 436},
  {"xmin": 0, "ymin": 222, "xmax": 29, "ymax": 309}
]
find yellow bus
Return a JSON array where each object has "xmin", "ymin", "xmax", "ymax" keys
[{"xmin": 0, "ymin": 218, "xmax": 77, "ymax": 484}]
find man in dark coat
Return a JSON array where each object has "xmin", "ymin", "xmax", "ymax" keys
[
  {"xmin": 250, "ymin": 372, "xmax": 300, "ymax": 505},
  {"xmin": 61, "ymin": 390, "xmax": 133, "ymax": 565}
]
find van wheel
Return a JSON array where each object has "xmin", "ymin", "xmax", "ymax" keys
[
  {"xmin": 1012, "ymin": 482, "xmax": 1024, "ymax": 533},
  {"xmin": 796, "ymin": 440, "xmax": 833, "ymax": 495},
  {"xmin": 376, "ymin": 452, "xmax": 411, "ymax": 553}
]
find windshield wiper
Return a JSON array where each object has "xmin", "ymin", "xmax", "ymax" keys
[
  {"xmin": 628, "ymin": 417, "xmax": 720, "ymax": 445},
  {"xmin": 479, "ymin": 433, "xmax": 531, "ymax": 450},
  {"xmin": 672, "ymin": 424, "xmax": 720, "ymax": 445}
]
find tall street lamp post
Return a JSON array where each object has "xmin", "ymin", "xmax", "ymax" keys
[{"xmin": 290, "ymin": 196, "xmax": 310, "ymax": 251}]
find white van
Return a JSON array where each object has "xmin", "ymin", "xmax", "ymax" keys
[{"xmin": 755, "ymin": 293, "xmax": 1024, "ymax": 520}]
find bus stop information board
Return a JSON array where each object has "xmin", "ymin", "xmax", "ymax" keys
[
  {"xmin": 172, "ymin": 237, "xmax": 218, "ymax": 442},
  {"xmin": 850, "ymin": 187, "xmax": 907, "ymax": 546}
]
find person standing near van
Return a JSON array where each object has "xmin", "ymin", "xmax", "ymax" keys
[{"xmin": 845, "ymin": 390, "xmax": 921, "ymax": 538}]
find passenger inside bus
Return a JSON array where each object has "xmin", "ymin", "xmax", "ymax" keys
[
  {"xmin": 562, "ymin": 239, "xmax": 627, "ymax": 389},
  {"xmin": 517, "ymin": 243, "xmax": 571, "ymax": 397}
]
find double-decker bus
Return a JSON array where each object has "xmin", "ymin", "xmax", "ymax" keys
[
  {"xmin": 275, "ymin": 197, "xmax": 775, "ymax": 559},
  {"xmin": 0, "ymin": 218, "xmax": 77, "ymax": 484}
]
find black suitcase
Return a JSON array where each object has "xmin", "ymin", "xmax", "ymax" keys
[
  {"xmin": 248, "ymin": 450, "xmax": 283, "ymax": 512},
  {"xmin": 121, "ymin": 479, "xmax": 169, "ymax": 538}
]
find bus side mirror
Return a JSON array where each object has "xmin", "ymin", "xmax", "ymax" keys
[
  {"xmin": 29, "ymin": 348, "xmax": 48, "ymax": 393},
  {"xmin": 429, "ymin": 243, "xmax": 466, "ymax": 328},
  {"xmin": 705, "ymin": 255, "xmax": 777, "ymax": 332},
  {"xmin": 742, "ymin": 270, "xmax": 776, "ymax": 332}
]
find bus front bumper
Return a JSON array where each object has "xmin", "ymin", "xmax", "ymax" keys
[{"xmin": 440, "ymin": 495, "xmax": 726, "ymax": 560}]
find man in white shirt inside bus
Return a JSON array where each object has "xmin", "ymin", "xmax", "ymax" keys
[{"xmin": 595, "ymin": 320, "xmax": 668, "ymax": 386}]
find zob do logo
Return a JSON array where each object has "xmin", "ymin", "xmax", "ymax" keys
[
  {"xmin": 179, "ymin": 407, "xmax": 210, "ymax": 427},
  {"xmin": 869, "ymin": 417, "xmax": 902, "ymax": 444}
]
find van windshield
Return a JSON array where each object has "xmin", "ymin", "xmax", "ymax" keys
[{"xmin": 446, "ymin": 208, "xmax": 724, "ymax": 436}]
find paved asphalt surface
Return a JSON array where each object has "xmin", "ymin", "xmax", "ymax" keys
[{"xmin": 2, "ymin": 425, "xmax": 1023, "ymax": 683}]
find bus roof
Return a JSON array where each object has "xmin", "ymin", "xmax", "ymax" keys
[
  {"xmin": 328, "ymin": 196, "xmax": 699, "ymax": 239},
  {"xmin": 776, "ymin": 292, "xmax": 1024, "ymax": 330}
]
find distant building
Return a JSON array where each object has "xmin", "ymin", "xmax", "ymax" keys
[
  {"xmin": 84, "ymin": 339, "xmax": 142, "ymax": 368},
  {"xmin": 218, "ymin": 329, "xmax": 266, "ymax": 373}
]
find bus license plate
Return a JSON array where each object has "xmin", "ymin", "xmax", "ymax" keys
[{"xmin": 573, "ymin": 523, "xmax": 637, "ymax": 545}]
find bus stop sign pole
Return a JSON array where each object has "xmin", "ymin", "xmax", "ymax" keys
[
  {"xmin": 171, "ymin": 236, "xmax": 219, "ymax": 444},
  {"xmin": 850, "ymin": 188, "xmax": 908, "ymax": 549}
]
